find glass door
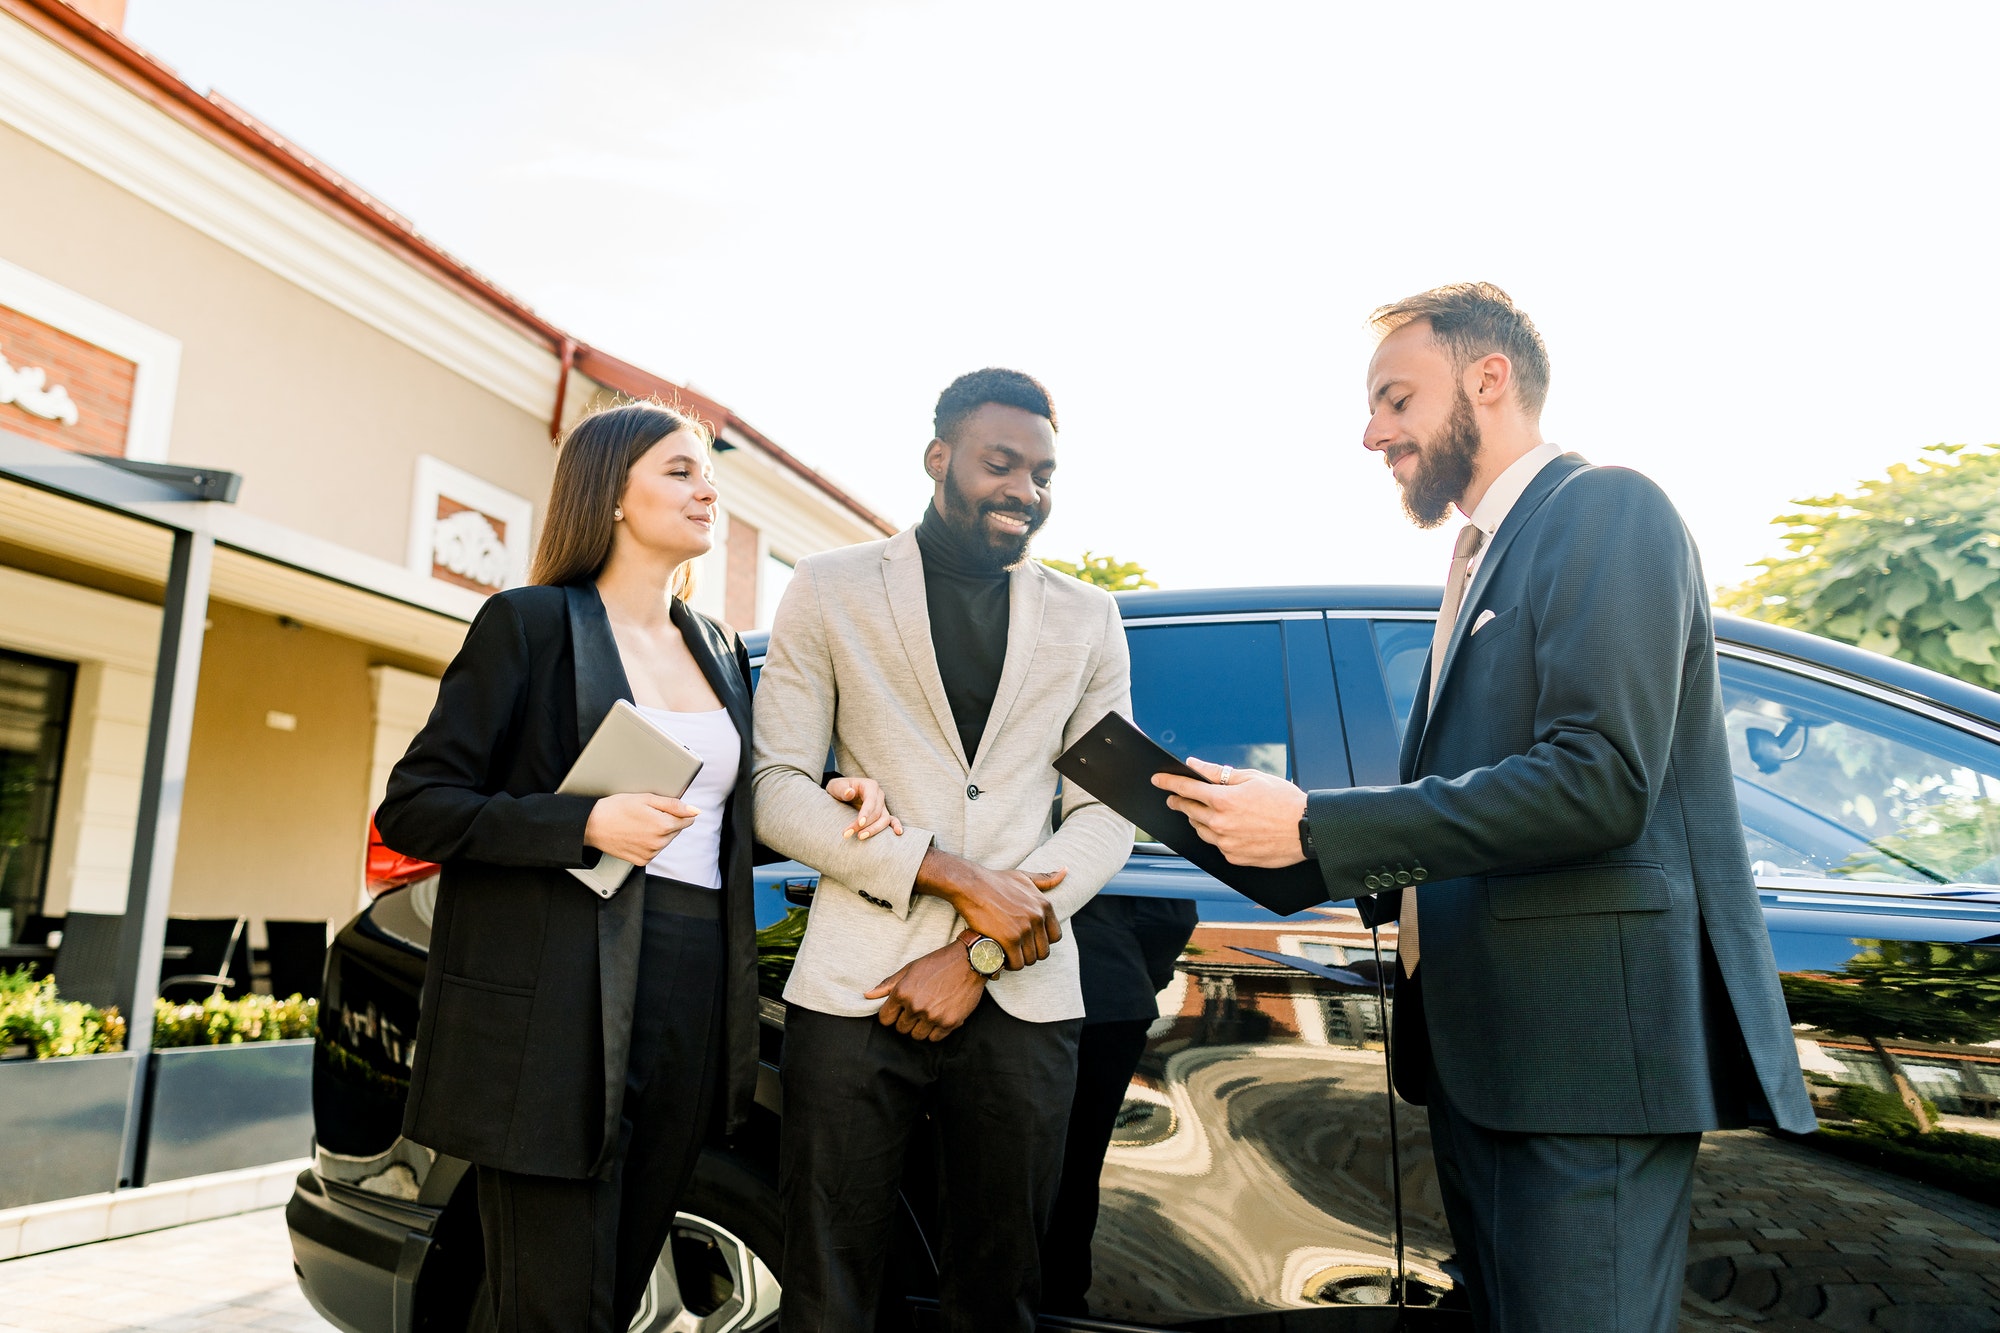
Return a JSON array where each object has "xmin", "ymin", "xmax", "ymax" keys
[{"xmin": 0, "ymin": 648, "xmax": 75, "ymax": 943}]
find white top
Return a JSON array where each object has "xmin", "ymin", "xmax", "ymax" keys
[
  {"xmin": 634, "ymin": 705, "xmax": 740, "ymax": 889},
  {"xmin": 1465, "ymin": 441, "xmax": 1566, "ymax": 581}
]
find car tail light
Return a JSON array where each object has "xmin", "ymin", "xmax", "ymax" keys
[{"xmin": 366, "ymin": 814, "xmax": 439, "ymax": 899}]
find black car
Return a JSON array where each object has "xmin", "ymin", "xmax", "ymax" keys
[{"xmin": 289, "ymin": 586, "xmax": 2000, "ymax": 1332}]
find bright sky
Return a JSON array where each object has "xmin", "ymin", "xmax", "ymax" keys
[{"xmin": 126, "ymin": 0, "xmax": 2000, "ymax": 594}]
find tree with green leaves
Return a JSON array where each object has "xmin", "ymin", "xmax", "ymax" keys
[
  {"xmin": 1042, "ymin": 552, "xmax": 1158, "ymax": 593},
  {"xmin": 1782, "ymin": 939, "xmax": 2000, "ymax": 1132},
  {"xmin": 1722, "ymin": 443, "xmax": 2000, "ymax": 688}
]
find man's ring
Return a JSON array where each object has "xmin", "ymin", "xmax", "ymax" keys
[{"xmin": 1219, "ymin": 765, "xmax": 1235, "ymax": 785}]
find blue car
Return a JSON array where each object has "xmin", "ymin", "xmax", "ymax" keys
[{"xmin": 289, "ymin": 586, "xmax": 2000, "ymax": 1332}]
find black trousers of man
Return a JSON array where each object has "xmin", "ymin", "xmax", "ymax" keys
[
  {"xmin": 1040, "ymin": 1018, "xmax": 1150, "ymax": 1316},
  {"xmin": 779, "ymin": 998, "xmax": 1082, "ymax": 1333},
  {"xmin": 470, "ymin": 878, "xmax": 723, "ymax": 1333},
  {"xmin": 1043, "ymin": 894, "xmax": 1197, "ymax": 1316}
]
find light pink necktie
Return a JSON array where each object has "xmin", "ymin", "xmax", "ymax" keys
[{"xmin": 1401, "ymin": 523, "xmax": 1485, "ymax": 976}]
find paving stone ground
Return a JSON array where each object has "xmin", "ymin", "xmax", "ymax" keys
[
  {"xmin": 2, "ymin": 1147, "xmax": 1997, "ymax": 1332},
  {"xmin": 0, "ymin": 1208, "xmax": 326, "ymax": 1333},
  {"xmin": 1679, "ymin": 1131, "xmax": 2000, "ymax": 1332}
]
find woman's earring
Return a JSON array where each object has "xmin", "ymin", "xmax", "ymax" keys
[{"xmin": 613, "ymin": 507, "xmax": 624, "ymax": 520}]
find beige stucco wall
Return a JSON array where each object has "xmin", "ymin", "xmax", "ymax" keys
[
  {"xmin": 0, "ymin": 119, "xmax": 558, "ymax": 569},
  {"xmin": 168, "ymin": 603, "xmax": 376, "ymax": 939}
]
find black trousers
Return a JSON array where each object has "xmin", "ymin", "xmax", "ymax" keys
[
  {"xmin": 470, "ymin": 877, "xmax": 725, "ymax": 1333},
  {"xmin": 779, "ymin": 998, "xmax": 1082, "ymax": 1333},
  {"xmin": 1040, "ymin": 1018, "xmax": 1152, "ymax": 1316}
]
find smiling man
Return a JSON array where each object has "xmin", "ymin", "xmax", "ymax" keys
[
  {"xmin": 753, "ymin": 369, "xmax": 1134, "ymax": 1333},
  {"xmin": 1154, "ymin": 285, "xmax": 1812, "ymax": 1332}
]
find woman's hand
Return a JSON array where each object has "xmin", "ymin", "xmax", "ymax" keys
[
  {"xmin": 826, "ymin": 775, "xmax": 904, "ymax": 842},
  {"xmin": 584, "ymin": 793, "xmax": 700, "ymax": 865}
]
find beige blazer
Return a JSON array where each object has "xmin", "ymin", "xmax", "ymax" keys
[{"xmin": 751, "ymin": 527, "xmax": 1135, "ymax": 1022}]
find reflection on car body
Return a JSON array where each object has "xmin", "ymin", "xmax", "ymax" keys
[{"xmin": 290, "ymin": 587, "xmax": 2000, "ymax": 1332}]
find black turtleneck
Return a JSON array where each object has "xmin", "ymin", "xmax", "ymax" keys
[{"xmin": 915, "ymin": 502, "xmax": 1012, "ymax": 764}]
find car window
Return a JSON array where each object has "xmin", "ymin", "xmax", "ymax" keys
[
  {"xmin": 1721, "ymin": 656, "xmax": 2000, "ymax": 891},
  {"xmin": 1127, "ymin": 621, "xmax": 1292, "ymax": 781},
  {"xmin": 1370, "ymin": 619, "xmax": 1433, "ymax": 739}
]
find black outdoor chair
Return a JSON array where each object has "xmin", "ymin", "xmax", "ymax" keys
[
  {"xmin": 159, "ymin": 916, "xmax": 252, "ymax": 1003},
  {"xmin": 50, "ymin": 912, "xmax": 123, "ymax": 1009},
  {"xmin": 262, "ymin": 919, "xmax": 328, "ymax": 1001}
]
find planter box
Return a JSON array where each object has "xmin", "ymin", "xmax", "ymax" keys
[
  {"xmin": 0, "ymin": 1051, "xmax": 137, "ymax": 1208},
  {"xmin": 139, "ymin": 1039, "xmax": 314, "ymax": 1186}
]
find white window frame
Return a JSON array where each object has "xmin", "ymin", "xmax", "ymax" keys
[
  {"xmin": 406, "ymin": 455, "xmax": 534, "ymax": 593},
  {"xmin": 0, "ymin": 256, "xmax": 182, "ymax": 462}
]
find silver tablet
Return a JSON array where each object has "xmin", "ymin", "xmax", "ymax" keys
[{"xmin": 558, "ymin": 699, "xmax": 706, "ymax": 897}]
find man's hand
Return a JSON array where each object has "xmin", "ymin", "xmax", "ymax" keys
[
  {"xmin": 864, "ymin": 943, "xmax": 986, "ymax": 1041},
  {"xmin": 914, "ymin": 847, "xmax": 1065, "ymax": 970},
  {"xmin": 1152, "ymin": 757, "xmax": 1310, "ymax": 868}
]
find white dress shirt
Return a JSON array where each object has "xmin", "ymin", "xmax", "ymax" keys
[{"xmin": 1463, "ymin": 441, "xmax": 1566, "ymax": 580}]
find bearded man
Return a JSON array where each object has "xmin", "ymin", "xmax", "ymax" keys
[
  {"xmin": 753, "ymin": 368, "xmax": 1134, "ymax": 1333},
  {"xmin": 1155, "ymin": 285, "xmax": 1812, "ymax": 1332}
]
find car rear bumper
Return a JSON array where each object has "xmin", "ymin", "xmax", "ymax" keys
[{"xmin": 287, "ymin": 1168, "xmax": 438, "ymax": 1333}]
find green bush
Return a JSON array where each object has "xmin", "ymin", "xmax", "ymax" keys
[
  {"xmin": 152, "ymin": 992, "xmax": 317, "ymax": 1048},
  {"xmin": 0, "ymin": 967, "xmax": 127, "ymax": 1059},
  {"xmin": 755, "ymin": 907, "xmax": 808, "ymax": 993},
  {"xmin": 0, "ymin": 969, "xmax": 319, "ymax": 1057},
  {"xmin": 1808, "ymin": 1122, "xmax": 2000, "ymax": 1207},
  {"xmin": 1832, "ymin": 1082, "xmax": 1940, "ymax": 1132}
]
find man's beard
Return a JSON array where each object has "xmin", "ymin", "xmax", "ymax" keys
[
  {"xmin": 1396, "ymin": 388, "xmax": 1481, "ymax": 529},
  {"xmin": 939, "ymin": 470, "xmax": 1043, "ymax": 571}
]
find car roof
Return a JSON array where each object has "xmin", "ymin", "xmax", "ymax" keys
[
  {"xmin": 1711, "ymin": 611, "xmax": 2000, "ymax": 728},
  {"xmin": 741, "ymin": 584, "xmax": 2000, "ymax": 731}
]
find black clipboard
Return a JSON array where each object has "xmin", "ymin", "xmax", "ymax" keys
[{"xmin": 1055, "ymin": 712, "xmax": 1332, "ymax": 916}]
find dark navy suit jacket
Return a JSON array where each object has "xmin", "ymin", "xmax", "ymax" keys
[{"xmin": 1302, "ymin": 454, "xmax": 1815, "ymax": 1136}]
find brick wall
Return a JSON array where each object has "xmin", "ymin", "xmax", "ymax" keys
[
  {"xmin": 725, "ymin": 515, "xmax": 760, "ymax": 632},
  {"xmin": 0, "ymin": 303, "xmax": 136, "ymax": 457}
]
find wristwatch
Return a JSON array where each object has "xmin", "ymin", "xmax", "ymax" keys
[
  {"xmin": 963, "ymin": 932, "xmax": 1006, "ymax": 979},
  {"xmin": 1298, "ymin": 813, "xmax": 1318, "ymax": 862}
]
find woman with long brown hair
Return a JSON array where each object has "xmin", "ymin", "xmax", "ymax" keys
[{"xmin": 376, "ymin": 401, "xmax": 898, "ymax": 1331}]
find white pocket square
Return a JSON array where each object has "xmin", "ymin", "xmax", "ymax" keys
[{"xmin": 1470, "ymin": 609, "xmax": 1498, "ymax": 634}]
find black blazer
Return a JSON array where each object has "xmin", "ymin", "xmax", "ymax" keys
[
  {"xmin": 376, "ymin": 583, "xmax": 760, "ymax": 1179},
  {"xmin": 1299, "ymin": 455, "xmax": 1815, "ymax": 1137}
]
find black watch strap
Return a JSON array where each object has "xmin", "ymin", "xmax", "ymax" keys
[{"xmin": 1298, "ymin": 813, "xmax": 1318, "ymax": 862}]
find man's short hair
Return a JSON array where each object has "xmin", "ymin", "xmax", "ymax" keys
[
  {"xmin": 1370, "ymin": 283, "xmax": 1551, "ymax": 416},
  {"xmin": 933, "ymin": 368, "xmax": 1058, "ymax": 443}
]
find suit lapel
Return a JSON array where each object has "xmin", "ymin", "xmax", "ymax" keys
[
  {"xmin": 1418, "ymin": 453, "xmax": 1590, "ymax": 754},
  {"xmin": 882, "ymin": 528, "xmax": 970, "ymax": 771},
  {"xmin": 563, "ymin": 581, "xmax": 641, "ymax": 1177},
  {"xmin": 969, "ymin": 559, "xmax": 1048, "ymax": 771},
  {"xmin": 565, "ymin": 582, "xmax": 634, "ymax": 751},
  {"xmin": 1398, "ymin": 685, "xmax": 1428, "ymax": 783},
  {"xmin": 671, "ymin": 598, "xmax": 751, "ymax": 754}
]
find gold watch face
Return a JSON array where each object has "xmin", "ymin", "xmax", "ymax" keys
[{"xmin": 968, "ymin": 937, "xmax": 1007, "ymax": 976}]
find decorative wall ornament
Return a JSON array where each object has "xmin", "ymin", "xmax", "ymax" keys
[
  {"xmin": 407, "ymin": 456, "xmax": 532, "ymax": 596},
  {"xmin": 0, "ymin": 259, "xmax": 179, "ymax": 461},
  {"xmin": 0, "ymin": 345, "xmax": 79, "ymax": 425},
  {"xmin": 431, "ymin": 504, "xmax": 510, "ymax": 592}
]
